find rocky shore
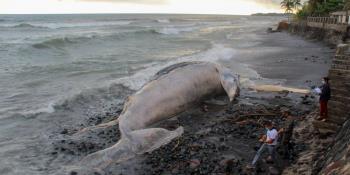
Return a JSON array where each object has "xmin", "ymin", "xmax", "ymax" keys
[{"xmin": 51, "ymin": 87, "xmax": 320, "ymax": 175}]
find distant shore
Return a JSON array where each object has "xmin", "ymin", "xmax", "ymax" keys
[{"xmin": 251, "ymin": 13, "xmax": 289, "ymax": 16}]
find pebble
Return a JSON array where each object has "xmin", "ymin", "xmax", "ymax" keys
[{"xmin": 189, "ymin": 159, "xmax": 200, "ymax": 169}]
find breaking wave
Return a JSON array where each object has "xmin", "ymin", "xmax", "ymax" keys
[
  {"xmin": 14, "ymin": 43, "xmax": 235, "ymax": 119},
  {"xmin": 156, "ymin": 26, "xmax": 197, "ymax": 35},
  {"xmin": 114, "ymin": 43, "xmax": 236, "ymax": 90},
  {"xmin": 155, "ymin": 19, "xmax": 170, "ymax": 23}
]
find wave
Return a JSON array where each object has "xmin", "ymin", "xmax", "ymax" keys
[
  {"xmin": 155, "ymin": 19, "xmax": 170, "ymax": 23},
  {"xmin": 12, "ymin": 43, "xmax": 235, "ymax": 118},
  {"xmin": 32, "ymin": 37, "xmax": 80, "ymax": 49},
  {"xmin": 31, "ymin": 27, "xmax": 191, "ymax": 49},
  {"xmin": 113, "ymin": 43, "xmax": 236, "ymax": 90},
  {"xmin": 1, "ymin": 21, "xmax": 133, "ymax": 30},
  {"xmin": 168, "ymin": 18, "xmax": 198, "ymax": 22},
  {"xmin": 1, "ymin": 83, "xmax": 132, "ymax": 121},
  {"xmin": 4, "ymin": 43, "xmax": 246, "ymax": 122},
  {"xmin": 31, "ymin": 29, "xmax": 157, "ymax": 49},
  {"xmin": 47, "ymin": 21, "xmax": 133, "ymax": 29},
  {"xmin": 156, "ymin": 26, "xmax": 197, "ymax": 35},
  {"xmin": 11, "ymin": 23, "xmax": 49, "ymax": 29}
]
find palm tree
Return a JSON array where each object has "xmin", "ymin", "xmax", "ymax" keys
[
  {"xmin": 281, "ymin": 0, "xmax": 294, "ymax": 22},
  {"xmin": 293, "ymin": 0, "xmax": 302, "ymax": 11},
  {"xmin": 308, "ymin": 0, "xmax": 324, "ymax": 14}
]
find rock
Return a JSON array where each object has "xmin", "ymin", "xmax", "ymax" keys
[
  {"xmin": 60, "ymin": 129, "xmax": 68, "ymax": 134},
  {"xmin": 268, "ymin": 166, "xmax": 279, "ymax": 175},
  {"xmin": 266, "ymin": 157, "xmax": 274, "ymax": 164},
  {"xmin": 189, "ymin": 159, "xmax": 200, "ymax": 169},
  {"xmin": 267, "ymin": 27, "xmax": 273, "ymax": 33},
  {"xmin": 224, "ymin": 159, "xmax": 235, "ymax": 174},
  {"xmin": 277, "ymin": 21, "xmax": 289, "ymax": 31}
]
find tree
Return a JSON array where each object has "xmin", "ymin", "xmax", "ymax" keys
[
  {"xmin": 295, "ymin": 2, "xmax": 311, "ymax": 20},
  {"xmin": 293, "ymin": 0, "xmax": 303, "ymax": 11},
  {"xmin": 345, "ymin": 0, "xmax": 350, "ymax": 10},
  {"xmin": 344, "ymin": 0, "xmax": 350, "ymax": 24},
  {"xmin": 281, "ymin": 0, "xmax": 294, "ymax": 22},
  {"xmin": 313, "ymin": 0, "xmax": 344, "ymax": 16},
  {"xmin": 308, "ymin": 0, "xmax": 325, "ymax": 14}
]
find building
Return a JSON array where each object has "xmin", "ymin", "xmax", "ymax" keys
[{"xmin": 330, "ymin": 10, "xmax": 350, "ymax": 24}]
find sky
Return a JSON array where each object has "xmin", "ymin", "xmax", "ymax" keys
[{"xmin": 0, "ymin": 0, "xmax": 285, "ymax": 15}]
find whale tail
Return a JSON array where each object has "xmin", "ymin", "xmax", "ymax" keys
[
  {"xmin": 77, "ymin": 126, "xmax": 184, "ymax": 172},
  {"xmin": 78, "ymin": 138, "xmax": 133, "ymax": 169},
  {"xmin": 128, "ymin": 126, "xmax": 184, "ymax": 153}
]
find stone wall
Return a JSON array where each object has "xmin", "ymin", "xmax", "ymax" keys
[
  {"xmin": 316, "ymin": 119, "xmax": 350, "ymax": 175},
  {"xmin": 288, "ymin": 22, "xmax": 345, "ymax": 46},
  {"xmin": 313, "ymin": 44, "xmax": 350, "ymax": 174},
  {"xmin": 327, "ymin": 44, "xmax": 350, "ymax": 127}
]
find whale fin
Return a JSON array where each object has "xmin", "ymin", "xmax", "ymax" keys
[
  {"xmin": 218, "ymin": 67, "xmax": 240, "ymax": 102},
  {"xmin": 129, "ymin": 126, "xmax": 184, "ymax": 153}
]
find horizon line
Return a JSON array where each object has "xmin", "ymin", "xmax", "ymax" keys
[{"xmin": 0, "ymin": 12, "xmax": 283, "ymax": 16}]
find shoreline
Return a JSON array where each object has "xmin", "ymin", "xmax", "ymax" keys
[
  {"xmin": 52, "ymin": 25, "xmax": 335, "ymax": 175},
  {"xmin": 0, "ymin": 17, "xmax": 338, "ymax": 175}
]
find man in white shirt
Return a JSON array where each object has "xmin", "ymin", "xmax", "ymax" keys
[{"xmin": 248, "ymin": 120, "xmax": 278, "ymax": 168}]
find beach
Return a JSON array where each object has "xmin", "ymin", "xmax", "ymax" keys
[{"xmin": 0, "ymin": 14, "xmax": 333, "ymax": 175}]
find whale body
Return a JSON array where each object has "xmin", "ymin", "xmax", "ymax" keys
[{"xmin": 78, "ymin": 62, "xmax": 240, "ymax": 171}]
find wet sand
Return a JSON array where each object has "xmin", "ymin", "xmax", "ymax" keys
[{"xmin": 233, "ymin": 32, "xmax": 333, "ymax": 87}]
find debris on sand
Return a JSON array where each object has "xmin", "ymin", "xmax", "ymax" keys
[{"xmin": 50, "ymin": 89, "xmax": 317, "ymax": 175}]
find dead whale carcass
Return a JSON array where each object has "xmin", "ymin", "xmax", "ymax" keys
[{"xmin": 79, "ymin": 62, "xmax": 240, "ymax": 169}]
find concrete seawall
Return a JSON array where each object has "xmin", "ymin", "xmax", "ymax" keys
[{"xmin": 288, "ymin": 22, "xmax": 345, "ymax": 46}]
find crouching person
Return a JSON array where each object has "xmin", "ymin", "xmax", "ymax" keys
[{"xmin": 247, "ymin": 120, "xmax": 278, "ymax": 168}]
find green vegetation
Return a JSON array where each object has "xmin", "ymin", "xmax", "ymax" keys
[
  {"xmin": 280, "ymin": 0, "xmax": 303, "ymax": 21},
  {"xmin": 281, "ymin": 0, "xmax": 350, "ymax": 21}
]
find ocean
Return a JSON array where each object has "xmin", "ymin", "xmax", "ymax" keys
[{"xmin": 0, "ymin": 14, "xmax": 284, "ymax": 174}]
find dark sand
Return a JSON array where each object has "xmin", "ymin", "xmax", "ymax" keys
[
  {"xmin": 233, "ymin": 32, "xmax": 333, "ymax": 87},
  {"xmin": 51, "ymin": 31, "xmax": 333, "ymax": 175}
]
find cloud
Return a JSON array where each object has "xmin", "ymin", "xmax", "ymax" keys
[
  {"xmin": 249, "ymin": 0, "xmax": 282, "ymax": 5},
  {"xmin": 79, "ymin": 0, "xmax": 168, "ymax": 5},
  {"xmin": 251, "ymin": 0, "xmax": 307, "ymax": 5}
]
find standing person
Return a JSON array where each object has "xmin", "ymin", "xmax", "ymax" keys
[
  {"xmin": 247, "ymin": 120, "xmax": 278, "ymax": 168},
  {"xmin": 318, "ymin": 77, "xmax": 331, "ymax": 121}
]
